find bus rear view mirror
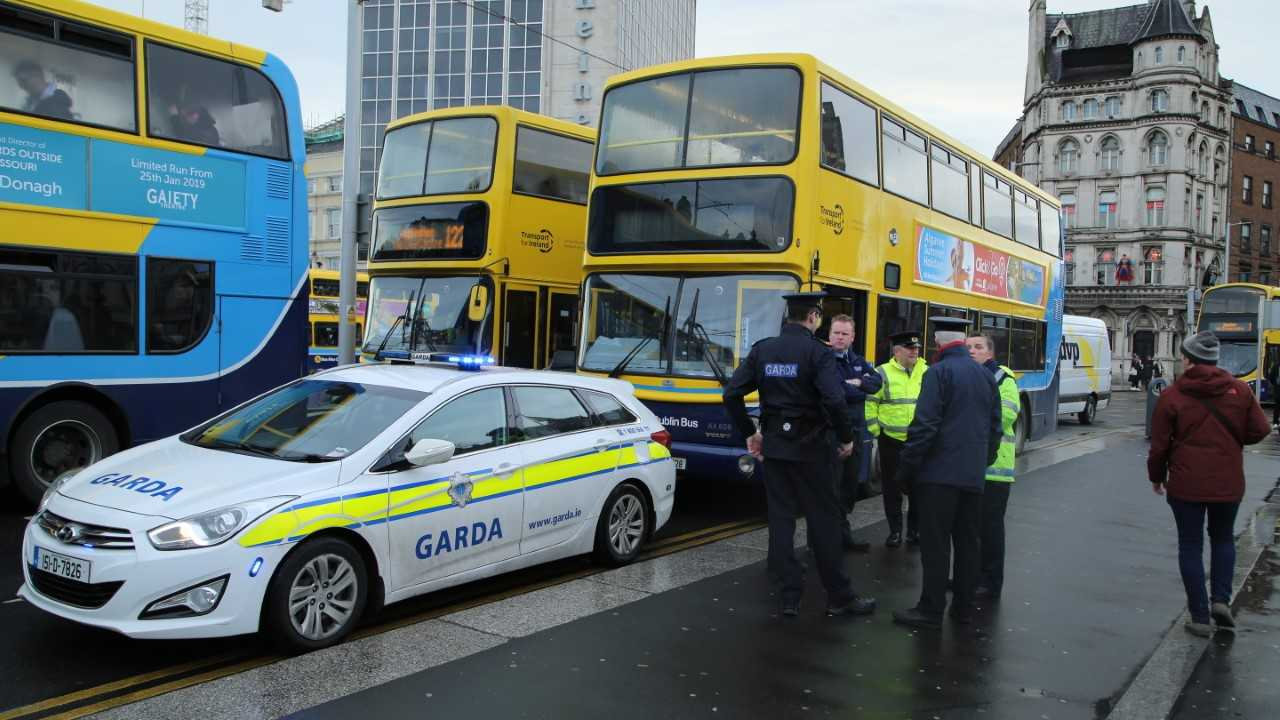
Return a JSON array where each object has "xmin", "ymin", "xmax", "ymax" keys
[{"xmin": 468, "ymin": 285, "xmax": 489, "ymax": 322}]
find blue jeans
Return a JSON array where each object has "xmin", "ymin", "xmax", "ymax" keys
[{"xmin": 1167, "ymin": 497, "xmax": 1239, "ymax": 622}]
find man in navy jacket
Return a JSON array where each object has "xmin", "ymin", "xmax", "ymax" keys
[
  {"xmin": 827, "ymin": 314, "xmax": 882, "ymax": 550},
  {"xmin": 891, "ymin": 317, "xmax": 1002, "ymax": 629}
]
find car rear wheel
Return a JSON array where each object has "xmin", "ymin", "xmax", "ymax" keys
[
  {"xmin": 9, "ymin": 401, "xmax": 119, "ymax": 506},
  {"xmin": 593, "ymin": 483, "xmax": 649, "ymax": 567},
  {"xmin": 1078, "ymin": 396, "xmax": 1097, "ymax": 425},
  {"xmin": 265, "ymin": 537, "xmax": 367, "ymax": 652}
]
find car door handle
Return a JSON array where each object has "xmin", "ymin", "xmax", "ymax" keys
[{"xmin": 594, "ymin": 439, "xmax": 613, "ymax": 452}]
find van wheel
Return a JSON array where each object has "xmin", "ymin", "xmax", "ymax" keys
[
  {"xmin": 1078, "ymin": 397, "xmax": 1097, "ymax": 425},
  {"xmin": 9, "ymin": 401, "xmax": 119, "ymax": 506},
  {"xmin": 265, "ymin": 537, "xmax": 367, "ymax": 653},
  {"xmin": 593, "ymin": 483, "xmax": 649, "ymax": 567}
]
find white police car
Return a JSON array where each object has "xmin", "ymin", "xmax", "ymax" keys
[{"xmin": 20, "ymin": 356, "xmax": 675, "ymax": 651}]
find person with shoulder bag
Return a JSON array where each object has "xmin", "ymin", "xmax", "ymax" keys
[{"xmin": 1148, "ymin": 331, "xmax": 1271, "ymax": 636}]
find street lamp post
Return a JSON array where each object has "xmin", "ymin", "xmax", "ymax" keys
[{"xmin": 338, "ymin": 0, "xmax": 363, "ymax": 366}]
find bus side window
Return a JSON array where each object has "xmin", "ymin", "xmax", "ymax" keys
[
  {"xmin": 873, "ymin": 296, "xmax": 925, "ymax": 365},
  {"xmin": 146, "ymin": 258, "xmax": 213, "ymax": 353},
  {"xmin": 0, "ymin": 6, "xmax": 136, "ymax": 131},
  {"xmin": 513, "ymin": 127, "xmax": 591, "ymax": 204},
  {"xmin": 145, "ymin": 42, "xmax": 289, "ymax": 159}
]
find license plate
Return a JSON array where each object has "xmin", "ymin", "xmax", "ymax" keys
[
  {"xmin": 34, "ymin": 546, "xmax": 90, "ymax": 584},
  {"xmin": 672, "ymin": 457, "xmax": 687, "ymax": 470}
]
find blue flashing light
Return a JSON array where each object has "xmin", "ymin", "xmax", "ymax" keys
[
  {"xmin": 249, "ymin": 557, "xmax": 264, "ymax": 577},
  {"xmin": 448, "ymin": 354, "xmax": 495, "ymax": 371}
]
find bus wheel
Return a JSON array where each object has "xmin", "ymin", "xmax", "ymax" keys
[
  {"xmin": 8, "ymin": 401, "xmax": 119, "ymax": 506},
  {"xmin": 1078, "ymin": 397, "xmax": 1097, "ymax": 425},
  {"xmin": 1014, "ymin": 401, "xmax": 1030, "ymax": 455}
]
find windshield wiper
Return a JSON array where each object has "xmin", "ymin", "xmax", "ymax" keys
[
  {"xmin": 610, "ymin": 296, "xmax": 670, "ymax": 378},
  {"xmin": 205, "ymin": 439, "xmax": 282, "ymax": 460},
  {"xmin": 681, "ymin": 288, "xmax": 728, "ymax": 387},
  {"xmin": 373, "ymin": 314, "xmax": 405, "ymax": 361},
  {"xmin": 407, "ymin": 288, "xmax": 438, "ymax": 353}
]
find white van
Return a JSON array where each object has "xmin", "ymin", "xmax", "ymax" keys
[{"xmin": 1058, "ymin": 315, "xmax": 1112, "ymax": 424}]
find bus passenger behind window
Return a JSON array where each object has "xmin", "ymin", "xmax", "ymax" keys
[
  {"xmin": 12, "ymin": 60, "xmax": 73, "ymax": 121},
  {"xmin": 168, "ymin": 97, "xmax": 220, "ymax": 147}
]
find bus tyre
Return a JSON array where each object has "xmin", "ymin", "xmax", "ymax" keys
[
  {"xmin": 9, "ymin": 401, "xmax": 119, "ymax": 507},
  {"xmin": 593, "ymin": 483, "xmax": 649, "ymax": 567},
  {"xmin": 265, "ymin": 537, "xmax": 367, "ymax": 653},
  {"xmin": 1014, "ymin": 401, "xmax": 1029, "ymax": 455},
  {"xmin": 1078, "ymin": 397, "xmax": 1097, "ymax": 425}
]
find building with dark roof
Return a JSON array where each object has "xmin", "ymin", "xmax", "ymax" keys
[
  {"xmin": 1008, "ymin": 0, "xmax": 1231, "ymax": 380},
  {"xmin": 303, "ymin": 116, "xmax": 351, "ymax": 270},
  {"xmin": 1226, "ymin": 82, "xmax": 1280, "ymax": 284}
]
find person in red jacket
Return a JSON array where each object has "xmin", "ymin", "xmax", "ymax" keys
[{"xmin": 1148, "ymin": 331, "xmax": 1271, "ymax": 636}]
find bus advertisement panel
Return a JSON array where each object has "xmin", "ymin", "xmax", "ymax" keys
[{"xmin": 0, "ymin": 0, "xmax": 308, "ymax": 504}]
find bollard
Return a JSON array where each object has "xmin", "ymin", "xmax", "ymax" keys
[{"xmin": 1144, "ymin": 377, "xmax": 1169, "ymax": 438}]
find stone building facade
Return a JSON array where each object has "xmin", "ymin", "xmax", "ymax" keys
[{"xmin": 1009, "ymin": 0, "xmax": 1231, "ymax": 381}]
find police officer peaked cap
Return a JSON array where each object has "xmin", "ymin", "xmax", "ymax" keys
[
  {"xmin": 929, "ymin": 316, "xmax": 972, "ymax": 331},
  {"xmin": 781, "ymin": 291, "xmax": 826, "ymax": 310},
  {"xmin": 888, "ymin": 331, "xmax": 922, "ymax": 348}
]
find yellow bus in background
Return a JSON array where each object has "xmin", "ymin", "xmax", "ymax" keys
[
  {"xmin": 577, "ymin": 53, "xmax": 1065, "ymax": 479},
  {"xmin": 362, "ymin": 106, "xmax": 594, "ymax": 369},
  {"xmin": 1197, "ymin": 282, "xmax": 1280, "ymax": 400},
  {"xmin": 308, "ymin": 268, "xmax": 368, "ymax": 370}
]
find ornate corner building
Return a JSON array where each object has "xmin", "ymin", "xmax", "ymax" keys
[{"xmin": 999, "ymin": 0, "xmax": 1231, "ymax": 380}]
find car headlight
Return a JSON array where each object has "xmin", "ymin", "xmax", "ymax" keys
[
  {"xmin": 147, "ymin": 496, "xmax": 296, "ymax": 551},
  {"xmin": 37, "ymin": 470, "xmax": 79, "ymax": 514}
]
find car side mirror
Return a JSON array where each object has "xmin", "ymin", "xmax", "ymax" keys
[{"xmin": 406, "ymin": 438, "xmax": 455, "ymax": 467}]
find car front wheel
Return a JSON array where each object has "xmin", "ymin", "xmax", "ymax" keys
[
  {"xmin": 265, "ymin": 537, "xmax": 367, "ymax": 652},
  {"xmin": 1078, "ymin": 397, "xmax": 1097, "ymax": 425},
  {"xmin": 593, "ymin": 483, "xmax": 649, "ymax": 567}
]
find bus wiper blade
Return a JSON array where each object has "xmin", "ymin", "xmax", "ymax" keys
[
  {"xmin": 681, "ymin": 288, "xmax": 728, "ymax": 387},
  {"xmin": 373, "ymin": 314, "xmax": 405, "ymax": 361},
  {"xmin": 609, "ymin": 296, "xmax": 671, "ymax": 378}
]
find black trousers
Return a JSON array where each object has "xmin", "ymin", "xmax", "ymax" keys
[
  {"xmin": 914, "ymin": 483, "xmax": 982, "ymax": 617},
  {"xmin": 979, "ymin": 481, "xmax": 1012, "ymax": 593},
  {"xmin": 763, "ymin": 456, "xmax": 853, "ymax": 605},
  {"xmin": 878, "ymin": 436, "xmax": 916, "ymax": 533},
  {"xmin": 807, "ymin": 442, "xmax": 858, "ymax": 548}
]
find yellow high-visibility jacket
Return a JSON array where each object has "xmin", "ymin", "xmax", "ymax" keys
[{"xmin": 866, "ymin": 358, "xmax": 928, "ymax": 441}]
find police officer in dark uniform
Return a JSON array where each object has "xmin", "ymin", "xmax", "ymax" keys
[
  {"xmin": 891, "ymin": 316, "xmax": 1002, "ymax": 630},
  {"xmin": 723, "ymin": 291, "xmax": 877, "ymax": 617}
]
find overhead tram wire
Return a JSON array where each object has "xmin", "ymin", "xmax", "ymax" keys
[{"xmin": 457, "ymin": 0, "xmax": 629, "ymax": 73}]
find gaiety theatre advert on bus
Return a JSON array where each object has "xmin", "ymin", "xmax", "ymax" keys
[{"xmin": 914, "ymin": 224, "xmax": 1046, "ymax": 306}]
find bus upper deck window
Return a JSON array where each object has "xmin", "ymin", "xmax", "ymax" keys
[{"xmin": 1, "ymin": 7, "xmax": 136, "ymax": 131}]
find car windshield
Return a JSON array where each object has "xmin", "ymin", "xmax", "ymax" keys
[
  {"xmin": 185, "ymin": 380, "xmax": 427, "ymax": 461},
  {"xmin": 579, "ymin": 272, "xmax": 797, "ymax": 378},
  {"xmin": 364, "ymin": 275, "xmax": 493, "ymax": 356}
]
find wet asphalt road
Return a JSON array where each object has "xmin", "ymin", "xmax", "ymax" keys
[
  {"xmin": 0, "ymin": 469, "xmax": 766, "ymax": 715},
  {"xmin": 0, "ymin": 389, "xmax": 1249, "ymax": 716}
]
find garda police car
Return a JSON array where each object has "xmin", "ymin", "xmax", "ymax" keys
[{"xmin": 20, "ymin": 355, "xmax": 675, "ymax": 651}]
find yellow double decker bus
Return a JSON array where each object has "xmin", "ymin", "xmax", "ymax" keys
[
  {"xmin": 362, "ymin": 107, "xmax": 594, "ymax": 368},
  {"xmin": 1196, "ymin": 282, "xmax": 1280, "ymax": 400},
  {"xmin": 308, "ymin": 268, "xmax": 368, "ymax": 370},
  {"xmin": 577, "ymin": 54, "xmax": 1065, "ymax": 479}
]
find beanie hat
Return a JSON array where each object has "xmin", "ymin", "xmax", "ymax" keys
[{"xmin": 1181, "ymin": 330, "xmax": 1220, "ymax": 365}]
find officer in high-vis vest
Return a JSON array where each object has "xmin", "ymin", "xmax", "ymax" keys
[
  {"xmin": 965, "ymin": 333, "xmax": 1020, "ymax": 600},
  {"xmin": 867, "ymin": 330, "xmax": 926, "ymax": 547}
]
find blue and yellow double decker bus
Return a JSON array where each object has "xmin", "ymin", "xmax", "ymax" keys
[
  {"xmin": 308, "ymin": 268, "xmax": 368, "ymax": 371},
  {"xmin": 363, "ymin": 106, "xmax": 594, "ymax": 369},
  {"xmin": 577, "ymin": 53, "xmax": 1065, "ymax": 479},
  {"xmin": 0, "ymin": 0, "xmax": 308, "ymax": 503}
]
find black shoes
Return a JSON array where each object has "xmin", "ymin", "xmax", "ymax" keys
[
  {"xmin": 885, "ymin": 531, "xmax": 903, "ymax": 548},
  {"xmin": 828, "ymin": 595, "xmax": 877, "ymax": 617},
  {"xmin": 948, "ymin": 607, "xmax": 974, "ymax": 625},
  {"xmin": 905, "ymin": 529, "xmax": 920, "ymax": 546},
  {"xmin": 973, "ymin": 585, "xmax": 1000, "ymax": 600},
  {"xmin": 781, "ymin": 599, "xmax": 800, "ymax": 617},
  {"xmin": 892, "ymin": 607, "xmax": 942, "ymax": 630}
]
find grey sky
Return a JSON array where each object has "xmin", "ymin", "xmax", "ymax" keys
[{"xmin": 94, "ymin": 0, "xmax": 1275, "ymax": 156}]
